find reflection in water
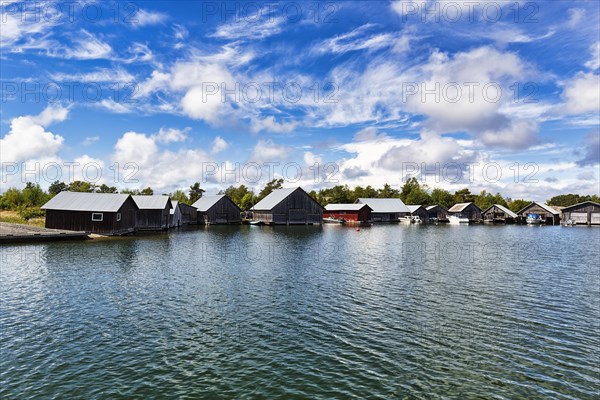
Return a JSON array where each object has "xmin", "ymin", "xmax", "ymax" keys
[{"xmin": 1, "ymin": 225, "xmax": 599, "ymax": 398}]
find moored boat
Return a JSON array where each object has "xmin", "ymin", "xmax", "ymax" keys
[
  {"xmin": 448, "ymin": 215, "xmax": 469, "ymax": 224},
  {"xmin": 526, "ymin": 213, "xmax": 543, "ymax": 225}
]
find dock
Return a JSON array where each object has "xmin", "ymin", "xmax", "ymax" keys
[{"xmin": 0, "ymin": 222, "xmax": 89, "ymax": 243}]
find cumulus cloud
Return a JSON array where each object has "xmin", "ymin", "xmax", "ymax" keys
[
  {"xmin": 0, "ymin": 105, "xmax": 68, "ymax": 163},
  {"xmin": 585, "ymin": 41, "xmax": 600, "ymax": 70},
  {"xmin": 561, "ymin": 72, "xmax": 600, "ymax": 115},
  {"xmin": 250, "ymin": 139, "xmax": 292, "ymax": 164},
  {"xmin": 133, "ymin": 9, "xmax": 168, "ymax": 27},
  {"xmin": 154, "ymin": 127, "xmax": 189, "ymax": 144},
  {"xmin": 211, "ymin": 136, "xmax": 229, "ymax": 154},
  {"xmin": 250, "ymin": 116, "xmax": 297, "ymax": 134},
  {"xmin": 576, "ymin": 131, "xmax": 600, "ymax": 167}
]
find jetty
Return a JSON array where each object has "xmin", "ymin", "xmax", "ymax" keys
[{"xmin": 0, "ymin": 222, "xmax": 88, "ymax": 243}]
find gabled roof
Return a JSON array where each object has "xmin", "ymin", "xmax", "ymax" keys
[
  {"xmin": 517, "ymin": 201, "xmax": 559, "ymax": 215},
  {"xmin": 354, "ymin": 198, "xmax": 410, "ymax": 213},
  {"xmin": 41, "ymin": 191, "xmax": 136, "ymax": 212},
  {"xmin": 170, "ymin": 200, "xmax": 179, "ymax": 215},
  {"xmin": 253, "ymin": 187, "xmax": 322, "ymax": 211},
  {"xmin": 132, "ymin": 195, "xmax": 172, "ymax": 210},
  {"xmin": 482, "ymin": 204, "xmax": 518, "ymax": 218},
  {"xmin": 407, "ymin": 205, "xmax": 426, "ymax": 213},
  {"xmin": 448, "ymin": 202, "xmax": 480, "ymax": 213},
  {"xmin": 325, "ymin": 203, "xmax": 372, "ymax": 211},
  {"xmin": 192, "ymin": 194, "xmax": 240, "ymax": 212},
  {"xmin": 426, "ymin": 205, "xmax": 447, "ymax": 211},
  {"xmin": 561, "ymin": 201, "xmax": 600, "ymax": 212}
]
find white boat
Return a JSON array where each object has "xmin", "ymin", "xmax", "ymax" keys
[
  {"xmin": 249, "ymin": 220, "xmax": 264, "ymax": 226},
  {"xmin": 448, "ymin": 215, "xmax": 469, "ymax": 225},
  {"xmin": 323, "ymin": 217, "xmax": 346, "ymax": 224},
  {"xmin": 399, "ymin": 216, "xmax": 414, "ymax": 223},
  {"xmin": 526, "ymin": 213, "xmax": 543, "ymax": 225}
]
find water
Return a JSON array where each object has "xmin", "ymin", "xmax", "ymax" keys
[{"xmin": 1, "ymin": 225, "xmax": 599, "ymax": 399}]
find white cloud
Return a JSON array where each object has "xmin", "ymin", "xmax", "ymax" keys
[
  {"xmin": 154, "ymin": 127, "xmax": 189, "ymax": 144},
  {"xmin": 585, "ymin": 41, "xmax": 600, "ymax": 70},
  {"xmin": 83, "ymin": 136, "xmax": 100, "ymax": 146},
  {"xmin": 561, "ymin": 72, "xmax": 600, "ymax": 115},
  {"xmin": 250, "ymin": 116, "xmax": 297, "ymax": 134},
  {"xmin": 250, "ymin": 139, "xmax": 292, "ymax": 164},
  {"xmin": 50, "ymin": 68, "xmax": 135, "ymax": 83},
  {"xmin": 63, "ymin": 30, "xmax": 112, "ymax": 60},
  {"xmin": 211, "ymin": 11, "xmax": 285, "ymax": 40},
  {"xmin": 211, "ymin": 136, "xmax": 229, "ymax": 154},
  {"xmin": 133, "ymin": 10, "xmax": 168, "ymax": 27},
  {"xmin": 312, "ymin": 24, "xmax": 400, "ymax": 55},
  {"xmin": 0, "ymin": 105, "xmax": 67, "ymax": 163}
]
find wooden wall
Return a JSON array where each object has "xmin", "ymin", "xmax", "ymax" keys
[
  {"xmin": 427, "ymin": 206, "xmax": 448, "ymax": 221},
  {"xmin": 136, "ymin": 207, "xmax": 170, "ymax": 230},
  {"xmin": 518, "ymin": 204, "xmax": 560, "ymax": 225},
  {"xmin": 483, "ymin": 205, "xmax": 516, "ymax": 223},
  {"xmin": 198, "ymin": 196, "xmax": 241, "ymax": 224},
  {"xmin": 562, "ymin": 203, "xmax": 600, "ymax": 225},
  {"xmin": 255, "ymin": 189, "xmax": 323, "ymax": 225}
]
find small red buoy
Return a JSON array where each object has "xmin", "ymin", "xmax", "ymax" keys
[{"xmin": 356, "ymin": 228, "xmax": 360, "ymax": 231}]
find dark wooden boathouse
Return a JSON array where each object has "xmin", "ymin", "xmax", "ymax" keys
[
  {"xmin": 482, "ymin": 204, "xmax": 518, "ymax": 224},
  {"xmin": 407, "ymin": 205, "xmax": 428, "ymax": 222},
  {"xmin": 426, "ymin": 205, "xmax": 448, "ymax": 222},
  {"xmin": 192, "ymin": 195, "xmax": 241, "ymax": 224},
  {"xmin": 448, "ymin": 202, "xmax": 482, "ymax": 223},
  {"xmin": 41, "ymin": 191, "xmax": 138, "ymax": 235},
  {"xmin": 354, "ymin": 198, "xmax": 410, "ymax": 222},
  {"xmin": 561, "ymin": 201, "xmax": 600, "ymax": 225},
  {"xmin": 516, "ymin": 202, "xmax": 560, "ymax": 225},
  {"xmin": 132, "ymin": 195, "xmax": 172, "ymax": 230},
  {"xmin": 169, "ymin": 201, "xmax": 198, "ymax": 227},
  {"xmin": 253, "ymin": 187, "xmax": 323, "ymax": 225}
]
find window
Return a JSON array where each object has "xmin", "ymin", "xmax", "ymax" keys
[
  {"xmin": 92, "ymin": 213, "xmax": 103, "ymax": 221},
  {"xmin": 116, "ymin": 213, "xmax": 121, "ymax": 221}
]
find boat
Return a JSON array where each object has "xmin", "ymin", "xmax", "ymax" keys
[
  {"xmin": 399, "ymin": 216, "xmax": 414, "ymax": 223},
  {"xmin": 526, "ymin": 213, "xmax": 543, "ymax": 225},
  {"xmin": 249, "ymin": 220, "xmax": 264, "ymax": 226},
  {"xmin": 448, "ymin": 214, "xmax": 469, "ymax": 225},
  {"xmin": 323, "ymin": 217, "xmax": 346, "ymax": 224}
]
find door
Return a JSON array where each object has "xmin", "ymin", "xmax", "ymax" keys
[
  {"xmin": 571, "ymin": 212, "xmax": 588, "ymax": 224},
  {"xmin": 591, "ymin": 213, "xmax": 600, "ymax": 225},
  {"xmin": 289, "ymin": 209, "xmax": 307, "ymax": 224}
]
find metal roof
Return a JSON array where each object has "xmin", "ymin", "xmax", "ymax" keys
[
  {"xmin": 41, "ymin": 191, "xmax": 135, "ymax": 212},
  {"xmin": 132, "ymin": 195, "xmax": 172, "ymax": 210},
  {"xmin": 252, "ymin": 187, "xmax": 300, "ymax": 210},
  {"xmin": 170, "ymin": 200, "xmax": 179, "ymax": 215},
  {"xmin": 192, "ymin": 195, "xmax": 225, "ymax": 212},
  {"xmin": 407, "ymin": 205, "xmax": 426, "ymax": 213},
  {"xmin": 426, "ymin": 205, "xmax": 446, "ymax": 211},
  {"xmin": 448, "ymin": 202, "xmax": 476, "ymax": 212},
  {"xmin": 483, "ymin": 204, "xmax": 518, "ymax": 218},
  {"xmin": 517, "ymin": 201, "xmax": 559, "ymax": 215},
  {"xmin": 355, "ymin": 198, "xmax": 410, "ymax": 213},
  {"xmin": 559, "ymin": 201, "xmax": 600, "ymax": 212},
  {"xmin": 325, "ymin": 203, "xmax": 371, "ymax": 211}
]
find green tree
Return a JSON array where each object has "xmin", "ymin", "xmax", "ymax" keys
[
  {"xmin": 222, "ymin": 185, "xmax": 251, "ymax": 207},
  {"xmin": 353, "ymin": 185, "xmax": 378, "ymax": 200},
  {"xmin": 120, "ymin": 188, "xmax": 140, "ymax": 195},
  {"xmin": 97, "ymin": 184, "xmax": 118, "ymax": 193},
  {"xmin": 68, "ymin": 180, "xmax": 94, "ymax": 192},
  {"xmin": 400, "ymin": 178, "xmax": 431, "ymax": 205},
  {"xmin": 378, "ymin": 183, "xmax": 400, "ymax": 198},
  {"xmin": 257, "ymin": 178, "xmax": 284, "ymax": 201},
  {"xmin": 48, "ymin": 180, "xmax": 68, "ymax": 196},
  {"xmin": 22, "ymin": 182, "xmax": 48, "ymax": 207},
  {"xmin": 170, "ymin": 189, "xmax": 190, "ymax": 204},
  {"xmin": 0, "ymin": 188, "xmax": 24, "ymax": 210},
  {"xmin": 189, "ymin": 182, "xmax": 205, "ymax": 204},
  {"xmin": 430, "ymin": 188, "xmax": 454, "ymax": 208},
  {"xmin": 140, "ymin": 187, "xmax": 154, "ymax": 196},
  {"xmin": 240, "ymin": 193, "xmax": 255, "ymax": 211},
  {"xmin": 508, "ymin": 199, "xmax": 530, "ymax": 213},
  {"xmin": 454, "ymin": 188, "xmax": 475, "ymax": 204}
]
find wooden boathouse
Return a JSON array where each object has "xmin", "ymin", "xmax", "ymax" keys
[
  {"xmin": 426, "ymin": 205, "xmax": 448, "ymax": 222},
  {"xmin": 482, "ymin": 204, "xmax": 518, "ymax": 224},
  {"xmin": 324, "ymin": 203, "xmax": 372, "ymax": 224},
  {"xmin": 517, "ymin": 202, "xmax": 560, "ymax": 225},
  {"xmin": 41, "ymin": 191, "xmax": 138, "ymax": 235},
  {"xmin": 169, "ymin": 201, "xmax": 198, "ymax": 227},
  {"xmin": 192, "ymin": 195, "xmax": 241, "ymax": 224},
  {"xmin": 132, "ymin": 195, "xmax": 172, "ymax": 230},
  {"xmin": 252, "ymin": 187, "xmax": 323, "ymax": 225},
  {"xmin": 448, "ymin": 202, "xmax": 482, "ymax": 223},
  {"xmin": 354, "ymin": 198, "xmax": 410, "ymax": 222},
  {"xmin": 561, "ymin": 201, "xmax": 600, "ymax": 225},
  {"xmin": 407, "ymin": 205, "xmax": 428, "ymax": 222}
]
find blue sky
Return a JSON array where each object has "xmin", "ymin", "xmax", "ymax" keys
[{"xmin": 1, "ymin": 0, "xmax": 599, "ymax": 200}]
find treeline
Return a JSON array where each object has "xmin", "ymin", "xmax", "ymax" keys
[{"xmin": 1, "ymin": 178, "xmax": 598, "ymax": 221}]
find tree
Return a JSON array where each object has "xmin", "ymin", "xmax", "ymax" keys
[
  {"xmin": 240, "ymin": 193, "xmax": 255, "ymax": 211},
  {"xmin": 121, "ymin": 188, "xmax": 140, "ymax": 195},
  {"xmin": 353, "ymin": 185, "xmax": 378, "ymax": 199},
  {"xmin": 170, "ymin": 189, "xmax": 190, "ymax": 204},
  {"xmin": 140, "ymin": 187, "xmax": 154, "ymax": 196},
  {"xmin": 257, "ymin": 178, "xmax": 284, "ymax": 201},
  {"xmin": 68, "ymin": 180, "xmax": 94, "ymax": 192},
  {"xmin": 378, "ymin": 183, "xmax": 400, "ymax": 198},
  {"xmin": 0, "ymin": 188, "xmax": 24, "ymax": 210},
  {"xmin": 48, "ymin": 180, "xmax": 68, "ymax": 196},
  {"xmin": 22, "ymin": 182, "xmax": 48, "ymax": 207},
  {"xmin": 97, "ymin": 184, "xmax": 118, "ymax": 193},
  {"xmin": 474, "ymin": 190, "xmax": 507, "ymax": 211},
  {"xmin": 222, "ymin": 185, "xmax": 251, "ymax": 207},
  {"xmin": 430, "ymin": 188, "xmax": 454, "ymax": 208},
  {"xmin": 454, "ymin": 188, "xmax": 475, "ymax": 203},
  {"xmin": 508, "ymin": 199, "xmax": 530, "ymax": 213},
  {"xmin": 189, "ymin": 182, "xmax": 205, "ymax": 204},
  {"xmin": 400, "ymin": 178, "xmax": 431, "ymax": 205}
]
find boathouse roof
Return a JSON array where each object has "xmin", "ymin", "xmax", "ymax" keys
[
  {"xmin": 253, "ymin": 187, "xmax": 301, "ymax": 210},
  {"xmin": 132, "ymin": 195, "xmax": 172, "ymax": 210},
  {"xmin": 41, "ymin": 191, "xmax": 136, "ymax": 212},
  {"xmin": 482, "ymin": 204, "xmax": 518, "ymax": 218},
  {"xmin": 407, "ymin": 205, "xmax": 426, "ymax": 213},
  {"xmin": 325, "ymin": 203, "xmax": 372, "ymax": 211},
  {"xmin": 192, "ymin": 195, "xmax": 227, "ymax": 212},
  {"xmin": 560, "ymin": 201, "xmax": 600, "ymax": 212},
  {"xmin": 354, "ymin": 198, "xmax": 410, "ymax": 213},
  {"xmin": 448, "ymin": 202, "xmax": 478, "ymax": 213},
  {"xmin": 517, "ymin": 201, "xmax": 560, "ymax": 215}
]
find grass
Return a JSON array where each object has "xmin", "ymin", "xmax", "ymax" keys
[{"xmin": 0, "ymin": 210, "xmax": 46, "ymax": 227}]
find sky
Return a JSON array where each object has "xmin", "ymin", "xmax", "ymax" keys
[{"xmin": 0, "ymin": 0, "xmax": 599, "ymax": 200}]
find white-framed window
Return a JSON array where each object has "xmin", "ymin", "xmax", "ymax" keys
[
  {"xmin": 116, "ymin": 213, "xmax": 121, "ymax": 221},
  {"xmin": 92, "ymin": 213, "xmax": 103, "ymax": 221}
]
